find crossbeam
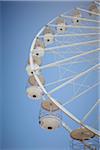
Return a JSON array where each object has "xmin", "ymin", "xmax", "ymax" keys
[
  {"xmin": 61, "ymin": 14, "xmax": 100, "ymax": 23},
  {"xmin": 63, "ymin": 81, "xmax": 100, "ymax": 106},
  {"xmin": 62, "ymin": 121, "xmax": 72, "ymax": 133},
  {"xmin": 82, "ymin": 99, "xmax": 100, "ymax": 122},
  {"xmin": 45, "ymin": 40, "xmax": 100, "ymax": 51},
  {"xmin": 39, "ymin": 32, "xmax": 100, "ymax": 38},
  {"xmin": 77, "ymin": 7, "xmax": 100, "ymax": 16},
  {"xmin": 39, "ymin": 48, "xmax": 100, "ymax": 70},
  {"xmin": 31, "ymin": 67, "xmax": 100, "ymax": 136},
  {"xmin": 95, "ymin": 1, "xmax": 100, "ymax": 5},
  {"xmin": 49, "ymin": 64, "xmax": 99, "ymax": 94},
  {"xmin": 49, "ymin": 24, "xmax": 100, "ymax": 30},
  {"xmin": 45, "ymin": 75, "xmax": 74, "ymax": 87}
]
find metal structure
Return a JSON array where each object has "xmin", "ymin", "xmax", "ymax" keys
[
  {"xmin": 39, "ymin": 100, "xmax": 62, "ymax": 131},
  {"xmin": 26, "ymin": 1, "xmax": 100, "ymax": 149}
]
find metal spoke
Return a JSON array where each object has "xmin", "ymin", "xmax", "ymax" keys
[
  {"xmin": 77, "ymin": 7, "xmax": 100, "ymax": 16},
  {"xmin": 62, "ymin": 81, "xmax": 100, "ymax": 106},
  {"xmin": 82, "ymin": 99, "xmax": 100, "ymax": 122},
  {"xmin": 74, "ymin": 74, "xmax": 90, "ymax": 95},
  {"xmin": 45, "ymin": 40, "xmax": 100, "ymax": 52},
  {"xmin": 39, "ymin": 48, "xmax": 100, "ymax": 70},
  {"xmin": 45, "ymin": 75, "xmax": 75, "ymax": 87},
  {"xmin": 61, "ymin": 14, "xmax": 100, "ymax": 23},
  {"xmin": 49, "ymin": 24, "xmax": 100, "ymax": 30},
  {"xmin": 49, "ymin": 64, "xmax": 99, "ymax": 94},
  {"xmin": 39, "ymin": 32, "xmax": 100, "ymax": 38},
  {"xmin": 62, "ymin": 121, "xmax": 72, "ymax": 133},
  {"xmin": 31, "ymin": 68, "xmax": 100, "ymax": 136}
]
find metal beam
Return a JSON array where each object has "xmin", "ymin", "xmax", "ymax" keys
[
  {"xmin": 40, "ymin": 48, "xmax": 100, "ymax": 70},
  {"xmin": 61, "ymin": 14, "xmax": 100, "ymax": 23},
  {"xmin": 45, "ymin": 40, "xmax": 100, "ymax": 52},
  {"xmin": 30, "ymin": 60, "xmax": 100, "ymax": 136},
  {"xmin": 77, "ymin": 7, "xmax": 100, "ymax": 16},
  {"xmin": 63, "ymin": 81, "xmax": 100, "ymax": 106},
  {"xmin": 49, "ymin": 64, "xmax": 99, "ymax": 94},
  {"xmin": 82, "ymin": 99, "xmax": 100, "ymax": 122},
  {"xmin": 62, "ymin": 121, "xmax": 72, "ymax": 133},
  {"xmin": 39, "ymin": 32, "xmax": 100, "ymax": 38}
]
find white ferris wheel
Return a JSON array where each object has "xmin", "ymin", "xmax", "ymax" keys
[{"xmin": 26, "ymin": 1, "xmax": 100, "ymax": 149}]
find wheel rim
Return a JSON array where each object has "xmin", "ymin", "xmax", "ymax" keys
[{"xmin": 26, "ymin": 2, "xmax": 100, "ymax": 137}]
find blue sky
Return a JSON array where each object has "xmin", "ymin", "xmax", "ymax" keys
[{"xmin": 0, "ymin": 1, "xmax": 99, "ymax": 150}]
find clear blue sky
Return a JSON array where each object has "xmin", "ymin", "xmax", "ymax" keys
[{"xmin": 0, "ymin": 1, "xmax": 99, "ymax": 150}]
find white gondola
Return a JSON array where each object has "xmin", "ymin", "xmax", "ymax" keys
[
  {"xmin": 72, "ymin": 9, "xmax": 81, "ymax": 25},
  {"xmin": 70, "ymin": 138, "xmax": 98, "ymax": 150},
  {"xmin": 70, "ymin": 128, "xmax": 95, "ymax": 141},
  {"xmin": 70, "ymin": 128, "xmax": 96, "ymax": 150},
  {"xmin": 28, "ymin": 76, "xmax": 36, "ymax": 85},
  {"xmin": 41, "ymin": 99, "xmax": 59, "ymax": 111},
  {"xmin": 34, "ymin": 37, "xmax": 45, "ymax": 48},
  {"xmin": 28, "ymin": 74, "xmax": 45, "ymax": 86},
  {"xmin": 26, "ymin": 64, "xmax": 40, "ymax": 76},
  {"xmin": 28, "ymin": 55, "xmax": 42, "ymax": 66},
  {"xmin": 89, "ymin": 2, "xmax": 99, "ymax": 15},
  {"xmin": 33, "ymin": 48, "xmax": 45, "ymax": 57},
  {"xmin": 39, "ymin": 99, "xmax": 62, "ymax": 131},
  {"xmin": 32, "ymin": 38, "xmax": 45, "ymax": 57},
  {"xmin": 39, "ymin": 115, "xmax": 61, "ymax": 131},
  {"xmin": 56, "ymin": 17, "xmax": 67, "ymax": 33},
  {"xmin": 43, "ymin": 26, "xmax": 54, "ymax": 45},
  {"xmin": 26, "ymin": 86, "xmax": 43, "ymax": 100},
  {"xmin": 26, "ymin": 64, "xmax": 34, "ymax": 76}
]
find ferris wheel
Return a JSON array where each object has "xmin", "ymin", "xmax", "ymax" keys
[{"xmin": 26, "ymin": 1, "xmax": 100, "ymax": 149}]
